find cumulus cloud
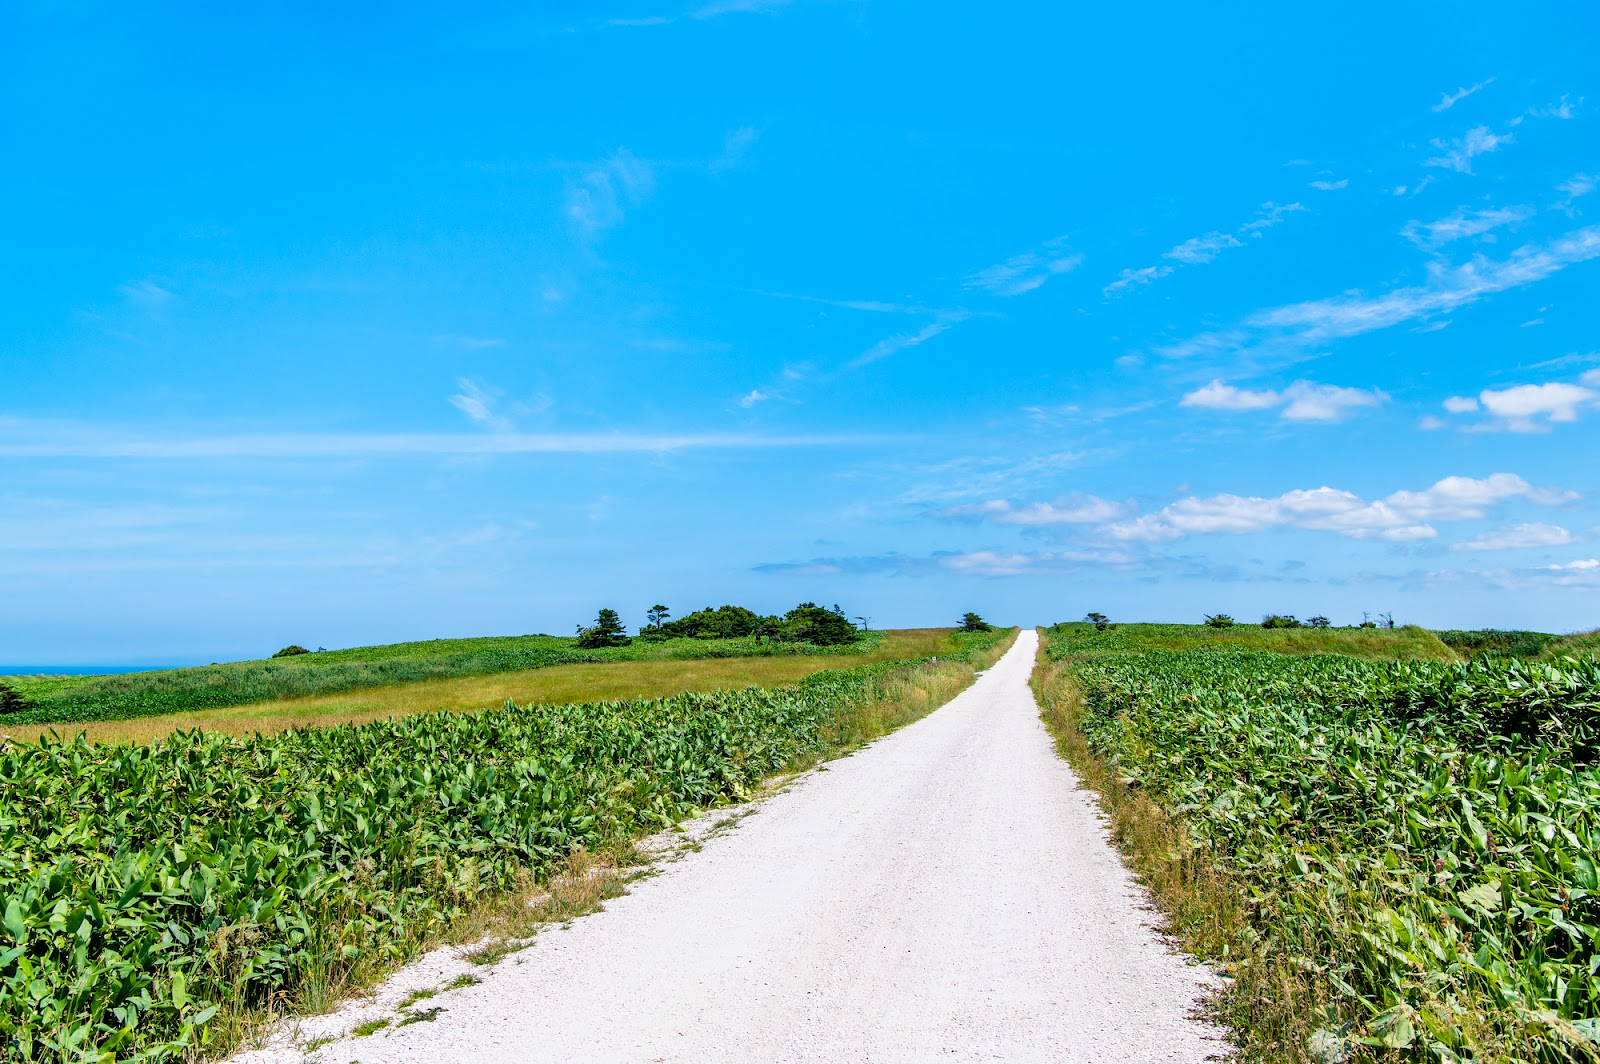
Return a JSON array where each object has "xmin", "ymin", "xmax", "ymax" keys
[
  {"xmin": 1453, "ymin": 522, "xmax": 1575, "ymax": 551},
  {"xmin": 1402, "ymin": 205, "xmax": 1533, "ymax": 248},
  {"xmin": 1180, "ymin": 379, "xmax": 1387, "ymax": 422},
  {"xmin": 1442, "ymin": 375, "xmax": 1600, "ymax": 432},
  {"xmin": 1425, "ymin": 126, "xmax": 1512, "ymax": 174},
  {"xmin": 965, "ymin": 237, "xmax": 1083, "ymax": 296},
  {"xmin": 1105, "ymin": 473, "xmax": 1575, "ymax": 543}
]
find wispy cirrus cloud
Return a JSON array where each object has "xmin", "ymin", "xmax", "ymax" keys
[
  {"xmin": 1179, "ymin": 379, "xmax": 1388, "ymax": 422},
  {"xmin": 1433, "ymin": 78, "xmax": 1496, "ymax": 112},
  {"xmin": 1102, "ymin": 265, "xmax": 1172, "ymax": 296},
  {"xmin": 1154, "ymin": 224, "xmax": 1600, "ymax": 360},
  {"xmin": 1401, "ymin": 205, "xmax": 1534, "ymax": 248},
  {"xmin": 1309, "ymin": 178, "xmax": 1349, "ymax": 191},
  {"xmin": 846, "ymin": 318, "xmax": 960, "ymax": 369},
  {"xmin": 1425, "ymin": 125, "xmax": 1512, "ymax": 174},
  {"xmin": 0, "ymin": 418, "xmax": 872, "ymax": 459},
  {"xmin": 965, "ymin": 237, "xmax": 1083, "ymax": 296},
  {"xmin": 606, "ymin": 0, "xmax": 789, "ymax": 27},
  {"xmin": 565, "ymin": 149, "xmax": 655, "ymax": 237},
  {"xmin": 1105, "ymin": 201, "xmax": 1305, "ymax": 297}
]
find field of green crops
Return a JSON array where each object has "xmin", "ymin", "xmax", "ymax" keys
[
  {"xmin": 1041, "ymin": 623, "xmax": 1600, "ymax": 1062},
  {"xmin": 0, "ymin": 628, "xmax": 1007, "ymax": 1062},
  {"xmin": 0, "ymin": 630, "xmax": 882, "ymax": 729}
]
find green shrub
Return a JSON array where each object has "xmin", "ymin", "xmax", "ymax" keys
[
  {"xmin": 1260, "ymin": 614, "xmax": 1301, "ymax": 629},
  {"xmin": 959, "ymin": 612, "xmax": 993, "ymax": 632},
  {"xmin": 271, "ymin": 645, "xmax": 310, "ymax": 658},
  {"xmin": 0, "ymin": 682, "xmax": 30, "ymax": 716},
  {"xmin": 1203, "ymin": 613, "xmax": 1234, "ymax": 628}
]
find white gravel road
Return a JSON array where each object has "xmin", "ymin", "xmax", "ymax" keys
[{"xmin": 250, "ymin": 630, "xmax": 1224, "ymax": 1063}]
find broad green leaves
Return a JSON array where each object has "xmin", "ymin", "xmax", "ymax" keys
[{"xmin": 1046, "ymin": 626, "xmax": 1600, "ymax": 1060}]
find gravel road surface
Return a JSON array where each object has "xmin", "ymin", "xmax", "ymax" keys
[{"xmin": 252, "ymin": 629, "xmax": 1223, "ymax": 1063}]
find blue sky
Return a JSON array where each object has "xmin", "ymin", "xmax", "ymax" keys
[{"xmin": 4, "ymin": 2, "xmax": 1599, "ymax": 663}]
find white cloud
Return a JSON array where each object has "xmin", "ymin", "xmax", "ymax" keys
[
  {"xmin": 1180, "ymin": 380, "xmax": 1280, "ymax": 412},
  {"xmin": 690, "ymin": 0, "xmax": 789, "ymax": 16},
  {"xmin": 449, "ymin": 379, "xmax": 516, "ymax": 432},
  {"xmin": 1453, "ymin": 523, "xmax": 1575, "ymax": 551},
  {"xmin": 565, "ymin": 149, "xmax": 655, "ymax": 236},
  {"xmin": 1522, "ymin": 96, "xmax": 1578, "ymax": 121},
  {"xmin": 118, "ymin": 280, "xmax": 173, "ymax": 307},
  {"xmin": 1166, "ymin": 225, "xmax": 1600, "ymax": 355},
  {"xmin": 1434, "ymin": 79, "xmax": 1495, "ymax": 112},
  {"xmin": 1310, "ymin": 179, "xmax": 1349, "ymax": 191},
  {"xmin": 1425, "ymin": 126, "xmax": 1512, "ymax": 174},
  {"xmin": 966, "ymin": 238, "xmax": 1083, "ymax": 296},
  {"xmin": 1559, "ymin": 173, "xmax": 1596, "ymax": 201},
  {"xmin": 1238, "ymin": 201, "xmax": 1306, "ymax": 235},
  {"xmin": 1478, "ymin": 382, "xmax": 1598, "ymax": 429},
  {"xmin": 847, "ymin": 318, "xmax": 958, "ymax": 369},
  {"xmin": 1180, "ymin": 379, "xmax": 1387, "ymax": 422},
  {"xmin": 932, "ymin": 494, "xmax": 1130, "ymax": 527},
  {"xmin": 0, "ymin": 426, "xmax": 872, "ymax": 459},
  {"xmin": 709, "ymin": 126, "xmax": 759, "ymax": 172},
  {"xmin": 1583, "ymin": 368, "xmax": 1600, "ymax": 386},
  {"xmin": 738, "ymin": 388, "xmax": 773, "ymax": 408},
  {"xmin": 1105, "ymin": 473, "xmax": 1574, "ymax": 543},
  {"xmin": 936, "ymin": 548, "xmax": 1139, "ymax": 576},
  {"xmin": 1103, "ymin": 265, "xmax": 1172, "ymax": 296},
  {"xmin": 1165, "ymin": 232, "xmax": 1243, "ymax": 265},
  {"xmin": 1546, "ymin": 558, "xmax": 1599, "ymax": 571},
  {"xmin": 1107, "ymin": 203, "xmax": 1307, "ymax": 298},
  {"xmin": 1402, "ymin": 205, "xmax": 1533, "ymax": 248},
  {"xmin": 1443, "ymin": 395, "xmax": 1481, "ymax": 413}
]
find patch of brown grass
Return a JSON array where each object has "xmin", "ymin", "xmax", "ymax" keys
[{"xmin": 7, "ymin": 629, "xmax": 968, "ymax": 746}]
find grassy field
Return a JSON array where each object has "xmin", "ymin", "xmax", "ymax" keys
[
  {"xmin": 1033, "ymin": 622, "xmax": 1600, "ymax": 1063},
  {"xmin": 0, "ymin": 629, "xmax": 980, "ymax": 745},
  {"xmin": 1044, "ymin": 621, "xmax": 1459, "ymax": 661},
  {"xmin": 0, "ymin": 627, "xmax": 1015, "ymax": 1062},
  {"xmin": 0, "ymin": 628, "xmax": 888, "ymax": 732}
]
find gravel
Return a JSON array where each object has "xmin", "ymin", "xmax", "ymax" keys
[{"xmin": 235, "ymin": 629, "xmax": 1225, "ymax": 1063}]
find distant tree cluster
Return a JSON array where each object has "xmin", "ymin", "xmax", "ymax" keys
[
  {"xmin": 1200, "ymin": 612, "xmax": 1389, "ymax": 629},
  {"xmin": 1085, "ymin": 612, "xmax": 1111, "ymax": 631},
  {"xmin": 959, "ymin": 612, "xmax": 993, "ymax": 632},
  {"xmin": 272, "ymin": 645, "xmax": 310, "ymax": 658},
  {"xmin": 589, "ymin": 602, "xmax": 864, "ymax": 648}
]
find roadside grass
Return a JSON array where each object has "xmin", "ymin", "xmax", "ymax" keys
[
  {"xmin": 1045, "ymin": 621, "xmax": 1457, "ymax": 662},
  {"xmin": 207, "ymin": 629, "xmax": 1017, "ymax": 1062},
  {"xmin": 2, "ymin": 628, "xmax": 960, "ymax": 745},
  {"xmin": 1031, "ymin": 645, "xmax": 1329, "ymax": 1062},
  {"xmin": 1032, "ymin": 624, "xmax": 1600, "ymax": 1063}
]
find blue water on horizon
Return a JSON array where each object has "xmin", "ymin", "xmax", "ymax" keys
[{"xmin": 0, "ymin": 664, "xmax": 189, "ymax": 676}]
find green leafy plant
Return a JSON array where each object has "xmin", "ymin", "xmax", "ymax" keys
[
  {"xmin": 0, "ymin": 630, "xmax": 1009, "ymax": 1062},
  {"xmin": 1040, "ymin": 622, "xmax": 1600, "ymax": 1061}
]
